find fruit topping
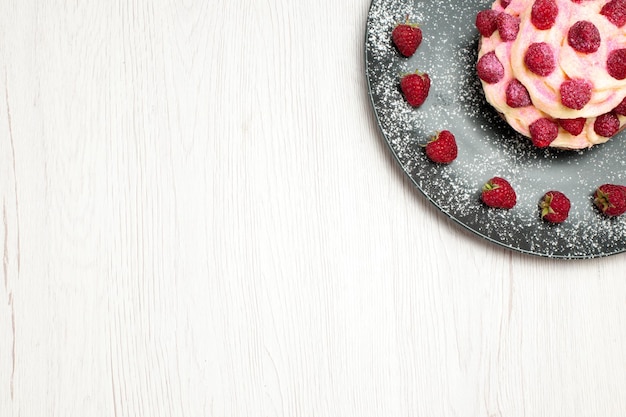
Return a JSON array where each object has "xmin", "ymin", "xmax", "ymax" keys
[
  {"xmin": 594, "ymin": 112, "xmax": 621, "ymax": 137},
  {"xmin": 497, "ymin": 13, "xmax": 520, "ymax": 41},
  {"xmin": 531, "ymin": 0, "xmax": 559, "ymax": 30},
  {"xmin": 559, "ymin": 78, "xmax": 592, "ymax": 110},
  {"xmin": 506, "ymin": 79, "xmax": 532, "ymax": 107},
  {"xmin": 477, "ymin": 51, "xmax": 505, "ymax": 83},
  {"xmin": 567, "ymin": 21, "xmax": 601, "ymax": 54},
  {"xmin": 559, "ymin": 118, "xmax": 586, "ymax": 136},
  {"xmin": 600, "ymin": 0, "xmax": 626, "ymax": 28},
  {"xmin": 476, "ymin": 10, "xmax": 500, "ymax": 37},
  {"xmin": 529, "ymin": 118, "xmax": 559, "ymax": 147},
  {"xmin": 613, "ymin": 97, "xmax": 626, "ymax": 115},
  {"xmin": 525, "ymin": 42, "xmax": 556, "ymax": 76},
  {"xmin": 607, "ymin": 49, "xmax": 626, "ymax": 80}
]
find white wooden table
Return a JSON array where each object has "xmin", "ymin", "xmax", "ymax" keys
[{"xmin": 1, "ymin": 1, "xmax": 625, "ymax": 415}]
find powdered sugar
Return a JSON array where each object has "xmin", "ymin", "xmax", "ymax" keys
[{"xmin": 365, "ymin": 0, "xmax": 626, "ymax": 258}]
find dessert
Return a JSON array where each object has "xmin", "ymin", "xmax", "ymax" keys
[{"xmin": 476, "ymin": 0, "xmax": 626, "ymax": 149}]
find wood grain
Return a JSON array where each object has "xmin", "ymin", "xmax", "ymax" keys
[{"xmin": 1, "ymin": 0, "xmax": 625, "ymax": 416}]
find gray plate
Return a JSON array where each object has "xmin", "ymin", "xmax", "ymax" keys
[{"xmin": 365, "ymin": 0, "xmax": 626, "ymax": 259}]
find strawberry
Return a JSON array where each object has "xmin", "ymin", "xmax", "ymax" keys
[
  {"xmin": 540, "ymin": 191, "xmax": 571, "ymax": 223},
  {"xmin": 392, "ymin": 19, "xmax": 422, "ymax": 57},
  {"xmin": 425, "ymin": 130, "xmax": 458, "ymax": 164},
  {"xmin": 481, "ymin": 177, "xmax": 517, "ymax": 209},
  {"xmin": 594, "ymin": 184, "xmax": 626, "ymax": 216},
  {"xmin": 400, "ymin": 71, "xmax": 430, "ymax": 107}
]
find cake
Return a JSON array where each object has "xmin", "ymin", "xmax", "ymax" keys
[{"xmin": 476, "ymin": 0, "xmax": 626, "ymax": 149}]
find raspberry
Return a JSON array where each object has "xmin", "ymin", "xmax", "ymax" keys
[
  {"xmin": 607, "ymin": 49, "xmax": 626, "ymax": 80},
  {"xmin": 529, "ymin": 118, "xmax": 559, "ymax": 147},
  {"xmin": 540, "ymin": 191, "xmax": 571, "ymax": 223},
  {"xmin": 476, "ymin": 10, "xmax": 500, "ymax": 37},
  {"xmin": 497, "ymin": 13, "xmax": 520, "ymax": 41},
  {"xmin": 425, "ymin": 130, "xmax": 458, "ymax": 164},
  {"xmin": 560, "ymin": 79, "xmax": 592, "ymax": 110},
  {"xmin": 501, "ymin": 0, "xmax": 511, "ymax": 8},
  {"xmin": 594, "ymin": 184, "xmax": 626, "ymax": 217},
  {"xmin": 506, "ymin": 79, "xmax": 532, "ymax": 107},
  {"xmin": 524, "ymin": 42, "xmax": 556, "ymax": 76},
  {"xmin": 481, "ymin": 177, "xmax": 517, "ymax": 209},
  {"xmin": 567, "ymin": 21, "xmax": 601, "ymax": 54},
  {"xmin": 559, "ymin": 118, "xmax": 586, "ymax": 136},
  {"xmin": 400, "ymin": 71, "xmax": 431, "ymax": 107},
  {"xmin": 531, "ymin": 0, "xmax": 559, "ymax": 30},
  {"xmin": 392, "ymin": 21, "xmax": 423, "ymax": 57},
  {"xmin": 477, "ymin": 51, "xmax": 505, "ymax": 84},
  {"xmin": 594, "ymin": 112, "xmax": 621, "ymax": 137},
  {"xmin": 600, "ymin": 0, "xmax": 626, "ymax": 28},
  {"xmin": 613, "ymin": 97, "xmax": 626, "ymax": 115}
]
